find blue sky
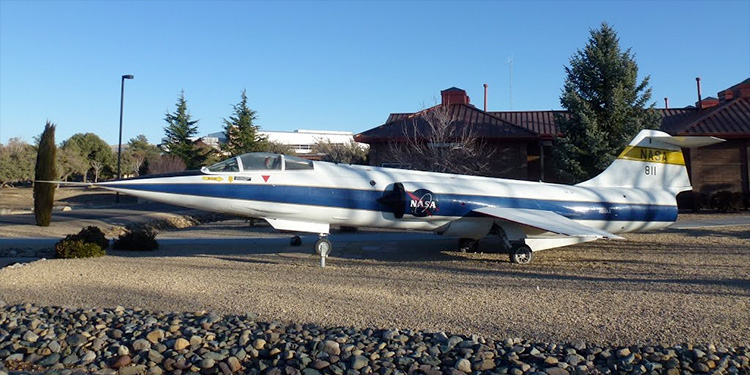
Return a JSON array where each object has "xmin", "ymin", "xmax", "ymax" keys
[{"xmin": 1, "ymin": 0, "xmax": 749, "ymax": 146}]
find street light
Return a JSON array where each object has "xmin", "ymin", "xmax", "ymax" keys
[{"xmin": 116, "ymin": 74, "xmax": 134, "ymax": 203}]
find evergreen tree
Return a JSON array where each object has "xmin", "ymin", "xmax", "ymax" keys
[
  {"xmin": 57, "ymin": 146, "xmax": 87, "ymax": 181},
  {"xmin": 127, "ymin": 134, "xmax": 160, "ymax": 176},
  {"xmin": 61, "ymin": 133, "xmax": 115, "ymax": 182},
  {"xmin": 222, "ymin": 89, "xmax": 267, "ymax": 156},
  {"xmin": 128, "ymin": 134, "xmax": 160, "ymax": 155},
  {"xmin": 553, "ymin": 22, "xmax": 661, "ymax": 183},
  {"xmin": 164, "ymin": 91, "xmax": 203, "ymax": 169},
  {"xmin": 34, "ymin": 121, "xmax": 57, "ymax": 226},
  {"xmin": 0, "ymin": 138, "xmax": 36, "ymax": 186}
]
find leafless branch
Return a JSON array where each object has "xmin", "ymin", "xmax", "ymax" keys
[{"xmin": 385, "ymin": 104, "xmax": 495, "ymax": 175}]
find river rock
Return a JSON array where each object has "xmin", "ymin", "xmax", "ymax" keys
[
  {"xmin": 132, "ymin": 338, "xmax": 151, "ymax": 351},
  {"xmin": 112, "ymin": 355, "xmax": 132, "ymax": 368},
  {"xmin": 147, "ymin": 329, "xmax": 165, "ymax": 343},
  {"xmin": 174, "ymin": 338, "xmax": 190, "ymax": 351},
  {"xmin": 455, "ymin": 358, "xmax": 472, "ymax": 373},
  {"xmin": 323, "ymin": 340, "xmax": 341, "ymax": 356},
  {"xmin": 351, "ymin": 355, "xmax": 368, "ymax": 370},
  {"xmin": 22, "ymin": 330, "xmax": 39, "ymax": 343}
]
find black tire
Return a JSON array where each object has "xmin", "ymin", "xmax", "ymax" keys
[
  {"xmin": 314, "ymin": 238, "xmax": 332, "ymax": 256},
  {"xmin": 458, "ymin": 238, "xmax": 479, "ymax": 253},
  {"xmin": 509, "ymin": 245, "xmax": 533, "ymax": 264},
  {"xmin": 290, "ymin": 236, "xmax": 302, "ymax": 246}
]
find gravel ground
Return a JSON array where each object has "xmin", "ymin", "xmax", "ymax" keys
[{"xmin": 1, "ymin": 218, "xmax": 748, "ymax": 348}]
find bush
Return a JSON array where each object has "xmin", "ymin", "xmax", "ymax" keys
[
  {"xmin": 55, "ymin": 239, "xmax": 106, "ymax": 259},
  {"xmin": 54, "ymin": 226, "xmax": 109, "ymax": 259},
  {"xmin": 710, "ymin": 191, "xmax": 744, "ymax": 213},
  {"xmin": 72, "ymin": 226, "xmax": 110, "ymax": 250},
  {"xmin": 113, "ymin": 228, "xmax": 158, "ymax": 251},
  {"xmin": 676, "ymin": 191, "xmax": 710, "ymax": 212}
]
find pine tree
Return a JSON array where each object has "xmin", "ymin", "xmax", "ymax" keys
[
  {"xmin": 34, "ymin": 121, "xmax": 57, "ymax": 226},
  {"xmin": 222, "ymin": 89, "xmax": 267, "ymax": 156},
  {"xmin": 163, "ymin": 91, "xmax": 202, "ymax": 168},
  {"xmin": 553, "ymin": 22, "xmax": 661, "ymax": 183}
]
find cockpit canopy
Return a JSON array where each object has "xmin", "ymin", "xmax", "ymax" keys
[{"xmin": 203, "ymin": 153, "xmax": 314, "ymax": 173}]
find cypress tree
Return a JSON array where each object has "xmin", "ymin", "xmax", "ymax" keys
[
  {"xmin": 553, "ymin": 22, "xmax": 661, "ymax": 183},
  {"xmin": 34, "ymin": 121, "xmax": 57, "ymax": 226}
]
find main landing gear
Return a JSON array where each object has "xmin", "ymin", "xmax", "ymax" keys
[
  {"xmin": 493, "ymin": 225, "xmax": 534, "ymax": 264},
  {"xmin": 457, "ymin": 236, "xmax": 533, "ymax": 264},
  {"xmin": 509, "ymin": 244, "xmax": 533, "ymax": 264},
  {"xmin": 458, "ymin": 238, "xmax": 479, "ymax": 253}
]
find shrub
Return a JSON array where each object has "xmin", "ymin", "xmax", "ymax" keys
[
  {"xmin": 113, "ymin": 228, "xmax": 158, "ymax": 251},
  {"xmin": 676, "ymin": 191, "xmax": 710, "ymax": 212},
  {"xmin": 54, "ymin": 226, "xmax": 109, "ymax": 259},
  {"xmin": 72, "ymin": 226, "xmax": 110, "ymax": 250},
  {"xmin": 55, "ymin": 239, "xmax": 106, "ymax": 259},
  {"xmin": 710, "ymin": 190, "xmax": 744, "ymax": 212}
]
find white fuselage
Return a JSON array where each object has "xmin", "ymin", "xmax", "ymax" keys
[{"xmin": 100, "ymin": 161, "xmax": 678, "ymax": 238}]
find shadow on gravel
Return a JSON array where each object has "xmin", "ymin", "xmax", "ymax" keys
[
  {"xmin": 664, "ymin": 227, "xmax": 750, "ymax": 240},
  {"xmin": 58, "ymin": 192, "xmax": 137, "ymax": 206}
]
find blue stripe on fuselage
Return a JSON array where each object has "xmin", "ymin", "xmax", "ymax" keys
[{"xmin": 113, "ymin": 183, "xmax": 677, "ymax": 222}]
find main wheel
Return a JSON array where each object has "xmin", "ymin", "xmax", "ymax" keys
[
  {"xmin": 290, "ymin": 235, "xmax": 302, "ymax": 246},
  {"xmin": 314, "ymin": 238, "xmax": 332, "ymax": 256},
  {"xmin": 509, "ymin": 245, "xmax": 533, "ymax": 264},
  {"xmin": 458, "ymin": 238, "xmax": 479, "ymax": 253}
]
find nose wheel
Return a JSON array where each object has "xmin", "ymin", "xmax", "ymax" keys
[{"xmin": 314, "ymin": 237, "xmax": 332, "ymax": 267}]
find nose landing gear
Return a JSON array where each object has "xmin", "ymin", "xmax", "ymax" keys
[{"xmin": 314, "ymin": 236, "xmax": 331, "ymax": 267}]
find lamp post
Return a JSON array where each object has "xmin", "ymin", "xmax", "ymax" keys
[{"xmin": 116, "ymin": 74, "xmax": 134, "ymax": 203}]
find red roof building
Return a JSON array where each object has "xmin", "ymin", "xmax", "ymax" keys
[{"xmin": 356, "ymin": 79, "xmax": 750, "ymax": 195}]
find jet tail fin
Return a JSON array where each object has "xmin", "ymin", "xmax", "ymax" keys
[{"xmin": 577, "ymin": 130, "xmax": 724, "ymax": 193}]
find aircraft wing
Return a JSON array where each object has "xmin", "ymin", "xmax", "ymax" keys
[{"xmin": 472, "ymin": 206, "xmax": 624, "ymax": 239}]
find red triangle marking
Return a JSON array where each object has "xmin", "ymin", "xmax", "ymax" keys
[{"xmin": 262, "ymin": 175, "xmax": 270, "ymax": 182}]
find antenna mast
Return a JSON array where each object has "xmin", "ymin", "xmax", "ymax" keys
[{"xmin": 508, "ymin": 55, "xmax": 514, "ymax": 110}]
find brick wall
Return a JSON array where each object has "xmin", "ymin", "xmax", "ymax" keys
[{"xmin": 689, "ymin": 138, "xmax": 749, "ymax": 194}]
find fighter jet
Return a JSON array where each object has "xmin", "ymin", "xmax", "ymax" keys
[{"xmin": 61, "ymin": 130, "xmax": 721, "ymax": 265}]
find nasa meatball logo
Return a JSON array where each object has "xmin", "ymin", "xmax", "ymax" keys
[{"xmin": 407, "ymin": 189, "xmax": 438, "ymax": 217}]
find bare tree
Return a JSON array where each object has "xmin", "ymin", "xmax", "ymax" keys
[
  {"xmin": 146, "ymin": 154, "xmax": 186, "ymax": 175},
  {"xmin": 90, "ymin": 160, "xmax": 104, "ymax": 182},
  {"xmin": 312, "ymin": 139, "xmax": 368, "ymax": 164},
  {"xmin": 264, "ymin": 141, "xmax": 296, "ymax": 156},
  {"xmin": 385, "ymin": 104, "xmax": 496, "ymax": 175},
  {"xmin": 128, "ymin": 152, "xmax": 146, "ymax": 177}
]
